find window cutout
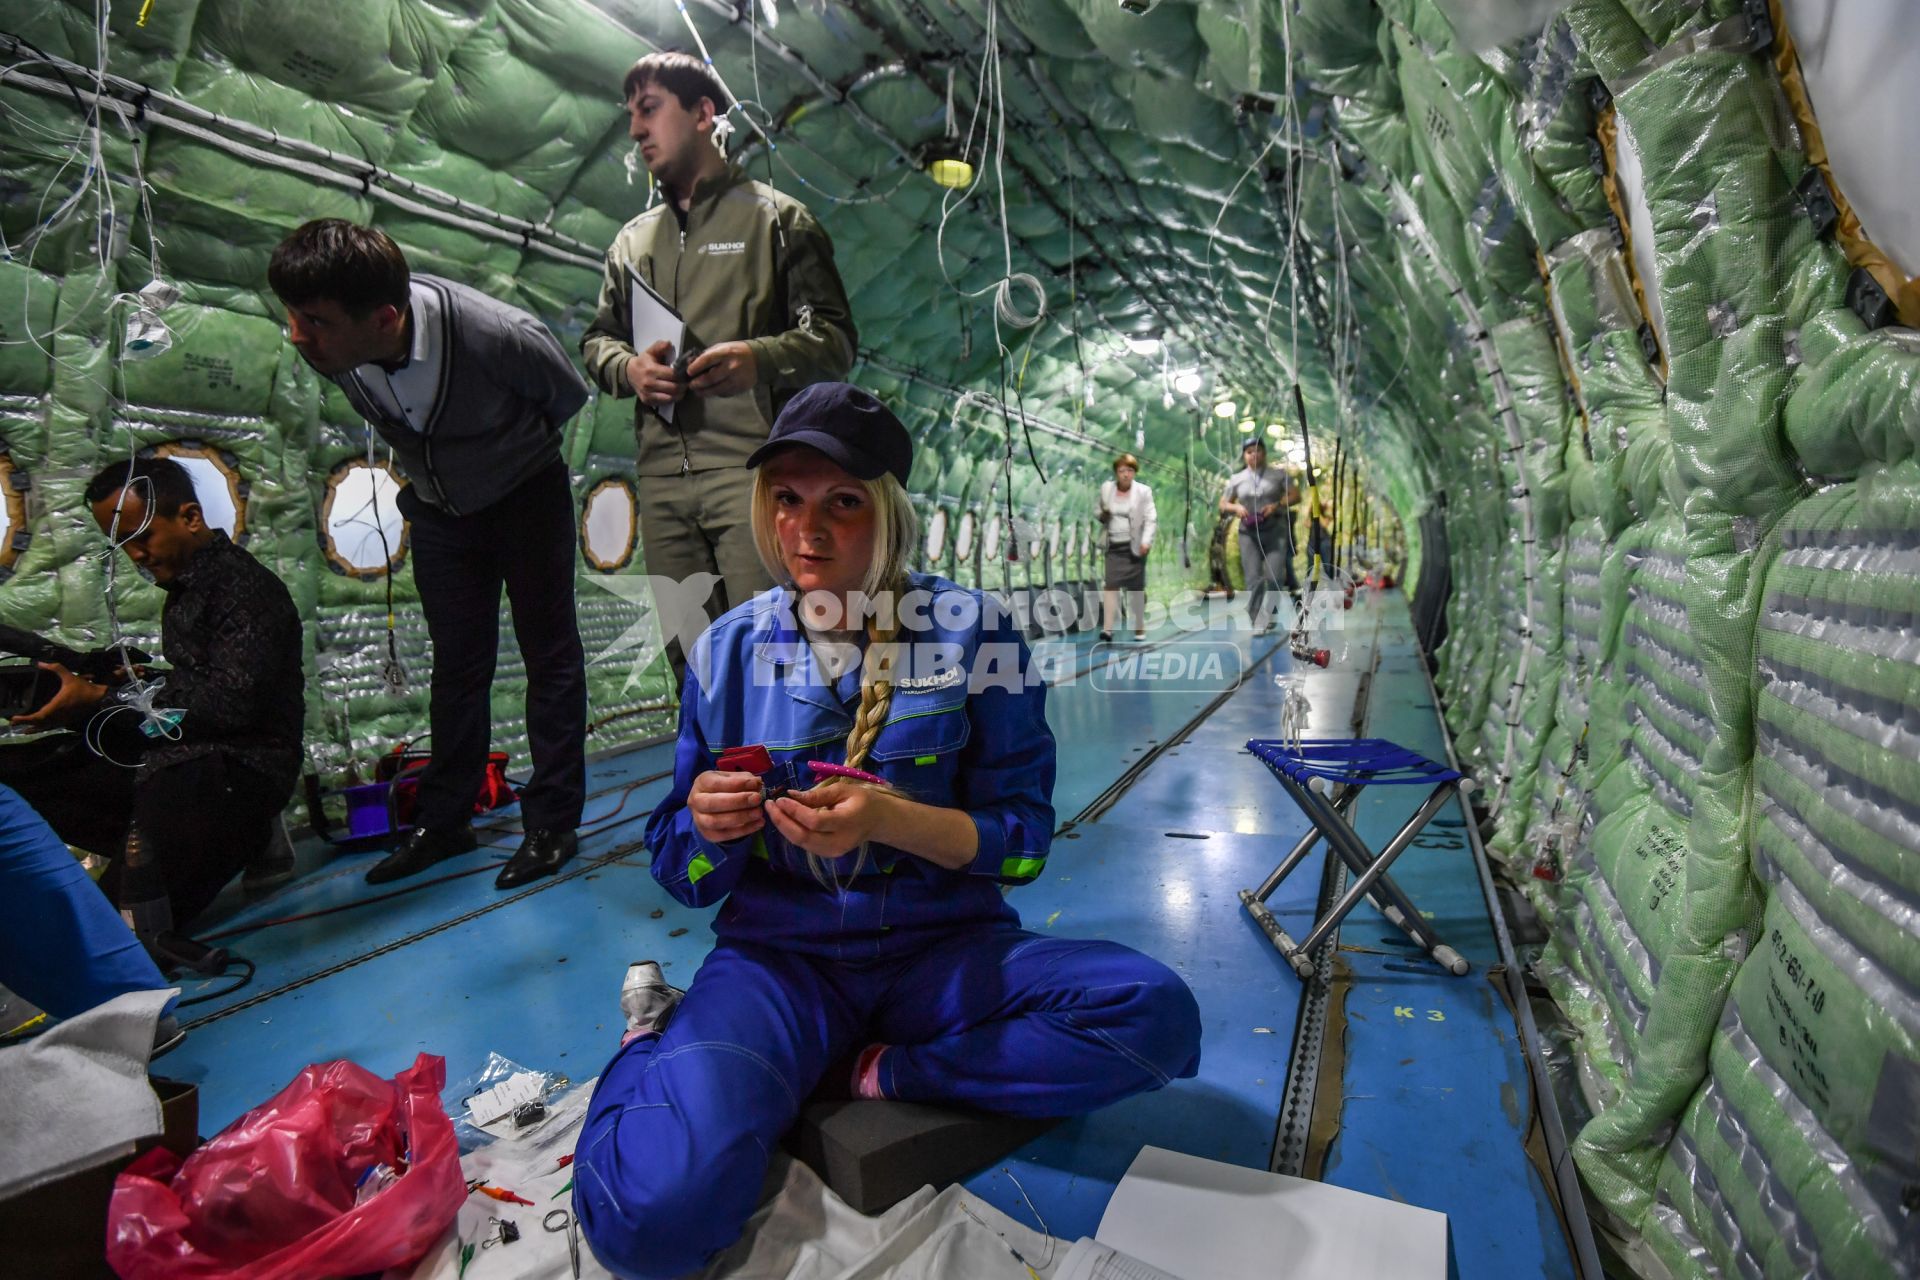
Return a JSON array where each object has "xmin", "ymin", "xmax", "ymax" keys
[
  {"xmin": 1783, "ymin": 0, "xmax": 1920, "ymax": 279},
  {"xmin": 0, "ymin": 451, "xmax": 22, "ymax": 577},
  {"xmin": 154, "ymin": 441, "xmax": 245, "ymax": 539},
  {"xmin": 1611, "ymin": 116, "xmax": 1666, "ymax": 350},
  {"xmin": 983, "ymin": 515, "xmax": 1002, "ymax": 561},
  {"xmin": 955, "ymin": 510, "xmax": 976, "ymax": 561},
  {"xmin": 322, "ymin": 459, "xmax": 407, "ymax": 578},
  {"xmin": 581, "ymin": 477, "xmax": 639, "ymax": 572},
  {"xmin": 925, "ymin": 507, "xmax": 948, "ymax": 562},
  {"xmin": 1027, "ymin": 538, "xmax": 1041, "ymax": 562}
]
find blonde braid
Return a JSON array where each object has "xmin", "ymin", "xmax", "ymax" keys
[{"xmin": 843, "ymin": 619, "xmax": 901, "ymax": 771}]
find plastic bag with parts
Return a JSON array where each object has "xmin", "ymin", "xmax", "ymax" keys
[{"xmin": 106, "ymin": 1053, "xmax": 464, "ymax": 1280}]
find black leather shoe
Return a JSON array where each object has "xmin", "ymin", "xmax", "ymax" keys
[
  {"xmin": 496, "ymin": 828, "xmax": 578, "ymax": 889},
  {"xmin": 365, "ymin": 826, "xmax": 477, "ymax": 886}
]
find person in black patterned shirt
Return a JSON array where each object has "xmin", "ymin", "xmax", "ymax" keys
[{"xmin": 0, "ymin": 457, "xmax": 304, "ymax": 927}]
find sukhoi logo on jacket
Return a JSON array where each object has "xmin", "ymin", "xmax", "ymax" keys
[{"xmin": 700, "ymin": 240, "xmax": 747, "ymax": 255}]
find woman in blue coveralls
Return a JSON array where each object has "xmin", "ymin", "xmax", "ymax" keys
[{"xmin": 573, "ymin": 383, "xmax": 1202, "ymax": 1279}]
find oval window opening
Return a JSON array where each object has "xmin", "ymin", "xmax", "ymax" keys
[
  {"xmin": 323, "ymin": 460, "xmax": 407, "ymax": 577},
  {"xmin": 581, "ymin": 477, "xmax": 639, "ymax": 572},
  {"xmin": 155, "ymin": 442, "xmax": 245, "ymax": 539},
  {"xmin": 925, "ymin": 507, "xmax": 948, "ymax": 562},
  {"xmin": 955, "ymin": 510, "xmax": 976, "ymax": 560},
  {"xmin": 0, "ymin": 451, "xmax": 22, "ymax": 577},
  {"xmin": 983, "ymin": 515, "xmax": 1002, "ymax": 560}
]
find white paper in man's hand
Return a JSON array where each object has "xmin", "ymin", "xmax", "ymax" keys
[{"xmin": 628, "ymin": 269, "xmax": 686, "ymax": 425}]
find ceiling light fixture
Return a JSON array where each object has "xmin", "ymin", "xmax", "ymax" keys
[
  {"xmin": 1124, "ymin": 335, "xmax": 1162, "ymax": 356},
  {"xmin": 1213, "ymin": 400, "xmax": 1238, "ymax": 419},
  {"xmin": 1173, "ymin": 370, "xmax": 1203, "ymax": 395}
]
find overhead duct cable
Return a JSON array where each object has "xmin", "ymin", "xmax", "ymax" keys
[{"xmin": 0, "ymin": 38, "xmax": 602, "ymax": 271}]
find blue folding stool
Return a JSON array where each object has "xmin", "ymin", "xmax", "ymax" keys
[{"xmin": 1241, "ymin": 738, "xmax": 1473, "ymax": 978}]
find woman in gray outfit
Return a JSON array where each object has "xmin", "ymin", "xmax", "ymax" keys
[{"xmin": 1096, "ymin": 453, "xmax": 1157, "ymax": 641}]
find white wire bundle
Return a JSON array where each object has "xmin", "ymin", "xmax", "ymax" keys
[
  {"xmin": 0, "ymin": 1, "xmax": 168, "ymax": 378},
  {"xmin": 93, "ymin": 468, "xmax": 183, "ymax": 764},
  {"xmin": 933, "ymin": 0, "xmax": 1047, "ymax": 345},
  {"xmin": 673, "ymin": 0, "xmax": 912, "ymax": 208}
]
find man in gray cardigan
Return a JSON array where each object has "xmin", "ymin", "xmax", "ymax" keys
[{"xmin": 271, "ymin": 220, "xmax": 591, "ymax": 890}]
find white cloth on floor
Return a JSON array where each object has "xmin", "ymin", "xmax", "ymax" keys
[
  {"xmin": 0, "ymin": 987, "xmax": 175, "ymax": 1198},
  {"xmin": 402, "ymin": 1080, "xmax": 1062, "ymax": 1280}
]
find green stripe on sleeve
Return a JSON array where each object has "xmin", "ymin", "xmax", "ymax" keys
[
  {"xmin": 687, "ymin": 852, "xmax": 716, "ymax": 884},
  {"xmin": 999, "ymin": 856, "xmax": 1046, "ymax": 881}
]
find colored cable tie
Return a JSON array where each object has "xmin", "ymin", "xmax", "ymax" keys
[
  {"xmin": 806, "ymin": 760, "xmax": 887, "ymax": 788},
  {"xmin": 551, "ymin": 1176, "xmax": 574, "ymax": 1200}
]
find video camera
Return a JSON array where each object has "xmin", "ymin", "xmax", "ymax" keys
[{"xmin": 0, "ymin": 623, "xmax": 154, "ymax": 719}]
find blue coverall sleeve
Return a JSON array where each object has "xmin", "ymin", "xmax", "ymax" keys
[
  {"xmin": 643, "ymin": 669, "xmax": 758, "ymax": 908},
  {"xmin": 954, "ymin": 625, "xmax": 1056, "ymax": 885}
]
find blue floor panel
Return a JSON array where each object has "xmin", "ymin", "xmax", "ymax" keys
[
  {"xmin": 145, "ymin": 593, "xmax": 1575, "ymax": 1278},
  {"xmin": 961, "ymin": 620, "xmax": 1345, "ymax": 1239},
  {"xmin": 171, "ymin": 749, "xmax": 680, "ymax": 1023},
  {"xmin": 1307, "ymin": 615, "xmax": 1578, "ymax": 1280},
  {"xmin": 165, "ymin": 858, "xmax": 721, "ymax": 1131},
  {"xmin": 962, "ymin": 827, "xmax": 1326, "ymax": 1242}
]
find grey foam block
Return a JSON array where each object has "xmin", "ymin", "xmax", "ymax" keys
[{"xmin": 784, "ymin": 1099, "xmax": 1062, "ymax": 1215}]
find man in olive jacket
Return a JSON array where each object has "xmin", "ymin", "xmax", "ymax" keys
[{"xmin": 582, "ymin": 52, "xmax": 856, "ymax": 691}]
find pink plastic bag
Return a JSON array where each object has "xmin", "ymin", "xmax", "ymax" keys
[{"xmin": 107, "ymin": 1053, "xmax": 465, "ymax": 1280}]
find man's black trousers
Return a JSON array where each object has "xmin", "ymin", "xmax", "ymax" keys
[
  {"xmin": 398, "ymin": 460, "xmax": 587, "ymax": 833},
  {"xmin": 0, "ymin": 736, "xmax": 282, "ymax": 926}
]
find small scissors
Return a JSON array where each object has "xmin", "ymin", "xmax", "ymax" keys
[{"xmin": 544, "ymin": 1208, "xmax": 581, "ymax": 1278}]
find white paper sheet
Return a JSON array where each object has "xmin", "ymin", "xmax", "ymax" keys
[
  {"xmin": 1094, "ymin": 1147, "xmax": 1448, "ymax": 1280},
  {"xmin": 628, "ymin": 269, "xmax": 686, "ymax": 425}
]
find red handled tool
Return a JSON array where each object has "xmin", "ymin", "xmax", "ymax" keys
[{"xmin": 716, "ymin": 744, "xmax": 774, "ymax": 775}]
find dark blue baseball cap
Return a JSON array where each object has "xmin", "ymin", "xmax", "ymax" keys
[{"xmin": 747, "ymin": 382, "xmax": 913, "ymax": 485}]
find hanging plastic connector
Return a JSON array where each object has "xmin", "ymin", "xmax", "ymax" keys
[
  {"xmin": 365, "ymin": 430, "xmax": 408, "ymax": 695},
  {"xmin": 1289, "ymin": 634, "xmax": 1330, "ymax": 668},
  {"xmin": 382, "ymin": 641, "xmax": 407, "ymax": 696},
  {"xmin": 1530, "ymin": 834, "xmax": 1563, "ymax": 883},
  {"xmin": 1272, "ymin": 675, "xmax": 1311, "ymax": 750}
]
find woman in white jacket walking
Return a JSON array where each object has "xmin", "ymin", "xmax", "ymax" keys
[{"xmin": 1096, "ymin": 454, "xmax": 1157, "ymax": 641}]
